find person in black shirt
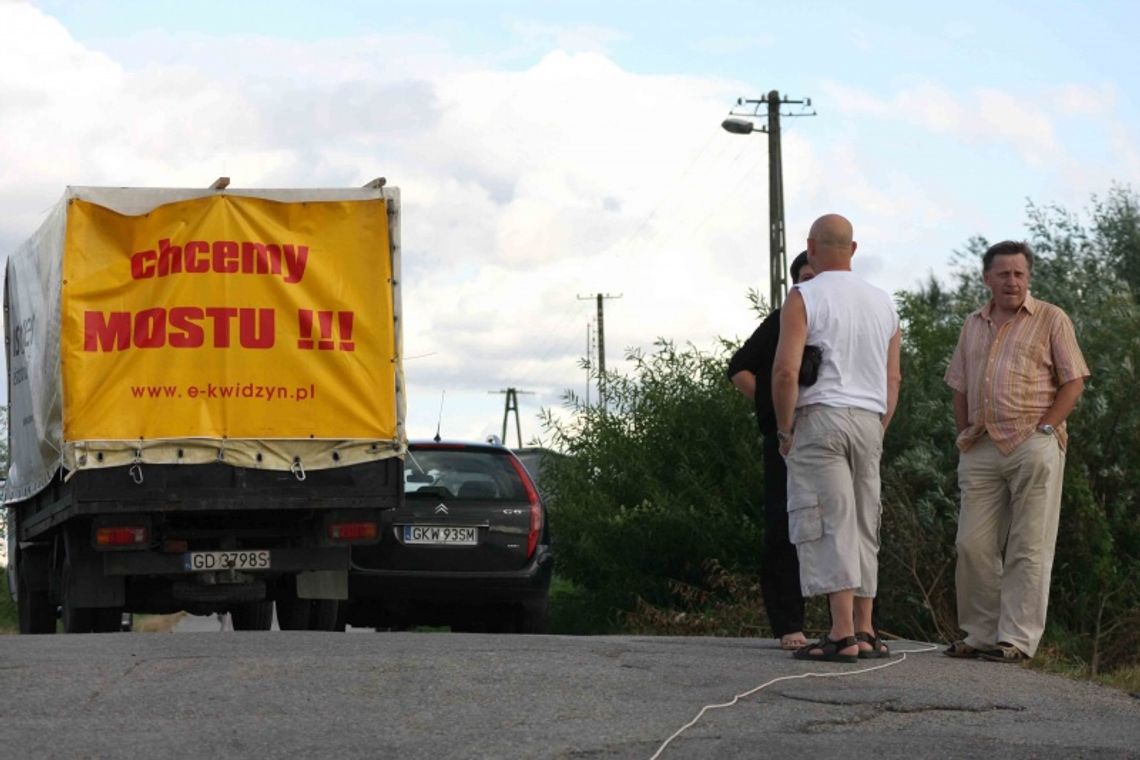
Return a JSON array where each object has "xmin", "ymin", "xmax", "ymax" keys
[{"xmin": 728, "ymin": 251, "xmax": 814, "ymax": 649}]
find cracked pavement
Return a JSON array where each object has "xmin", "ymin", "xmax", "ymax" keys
[{"xmin": 0, "ymin": 634, "xmax": 1137, "ymax": 758}]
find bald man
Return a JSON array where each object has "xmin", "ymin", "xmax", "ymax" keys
[{"xmin": 772, "ymin": 214, "xmax": 902, "ymax": 663}]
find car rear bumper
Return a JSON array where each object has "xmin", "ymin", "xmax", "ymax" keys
[{"xmin": 348, "ymin": 545, "xmax": 553, "ymax": 604}]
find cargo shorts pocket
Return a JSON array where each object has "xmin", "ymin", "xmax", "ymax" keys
[{"xmin": 787, "ymin": 493, "xmax": 823, "ymax": 544}]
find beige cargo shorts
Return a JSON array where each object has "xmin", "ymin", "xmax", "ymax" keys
[{"xmin": 785, "ymin": 404, "xmax": 884, "ymax": 598}]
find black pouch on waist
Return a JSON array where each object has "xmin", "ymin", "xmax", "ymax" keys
[{"xmin": 799, "ymin": 345, "xmax": 822, "ymax": 386}]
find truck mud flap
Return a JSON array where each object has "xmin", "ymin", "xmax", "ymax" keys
[{"xmin": 66, "ymin": 529, "xmax": 125, "ymax": 608}]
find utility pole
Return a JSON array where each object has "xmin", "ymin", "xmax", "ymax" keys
[
  {"xmin": 577, "ymin": 293, "xmax": 622, "ymax": 405},
  {"xmin": 766, "ymin": 91, "xmax": 786, "ymax": 310},
  {"xmin": 584, "ymin": 320, "xmax": 593, "ymax": 407},
  {"xmin": 723, "ymin": 91, "xmax": 815, "ymax": 309},
  {"xmin": 490, "ymin": 387, "xmax": 533, "ymax": 448}
]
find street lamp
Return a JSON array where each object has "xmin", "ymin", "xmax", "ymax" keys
[
  {"xmin": 720, "ymin": 117, "xmax": 756, "ymax": 135},
  {"xmin": 722, "ymin": 91, "xmax": 813, "ymax": 309}
]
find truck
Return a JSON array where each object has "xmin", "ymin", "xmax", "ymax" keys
[{"xmin": 4, "ymin": 179, "xmax": 406, "ymax": 632}]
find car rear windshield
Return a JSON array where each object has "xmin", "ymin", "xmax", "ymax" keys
[{"xmin": 405, "ymin": 449, "xmax": 530, "ymax": 502}]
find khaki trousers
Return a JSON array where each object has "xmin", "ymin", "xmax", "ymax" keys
[
  {"xmin": 786, "ymin": 405, "xmax": 884, "ymax": 598},
  {"xmin": 955, "ymin": 433, "xmax": 1065, "ymax": 658}
]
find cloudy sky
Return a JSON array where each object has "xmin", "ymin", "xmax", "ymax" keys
[{"xmin": 2, "ymin": 0, "xmax": 1137, "ymax": 444}]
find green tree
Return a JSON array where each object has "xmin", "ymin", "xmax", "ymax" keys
[{"xmin": 541, "ymin": 340, "xmax": 764, "ymax": 628}]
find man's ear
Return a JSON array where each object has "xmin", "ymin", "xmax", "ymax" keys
[{"xmin": 851, "ymin": 241, "xmax": 858, "ymax": 257}]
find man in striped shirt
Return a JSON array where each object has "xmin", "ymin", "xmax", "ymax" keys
[{"xmin": 943, "ymin": 240, "xmax": 1089, "ymax": 663}]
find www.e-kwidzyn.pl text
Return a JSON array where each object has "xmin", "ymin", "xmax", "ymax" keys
[{"xmin": 130, "ymin": 382, "xmax": 316, "ymax": 402}]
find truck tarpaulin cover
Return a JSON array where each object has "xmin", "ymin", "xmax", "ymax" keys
[{"xmin": 4, "ymin": 187, "xmax": 405, "ymax": 503}]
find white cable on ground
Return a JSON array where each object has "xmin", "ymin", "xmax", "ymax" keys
[{"xmin": 648, "ymin": 642, "xmax": 942, "ymax": 760}]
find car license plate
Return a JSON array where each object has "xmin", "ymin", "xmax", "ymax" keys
[
  {"xmin": 184, "ymin": 550, "xmax": 271, "ymax": 572},
  {"xmin": 403, "ymin": 525, "xmax": 478, "ymax": 545}
]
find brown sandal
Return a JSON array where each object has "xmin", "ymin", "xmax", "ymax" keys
[
  {"xmin": 793, "ymin": 635, "xmax": 859, "ymax": 663},
  {"xmin": 979, "ymin": 642, "xmax": 1029, "ymax": 663},
  {"xmin": 855, "ymin": 631, "xmax": 890, "ymax": 659},
  {"xmin": 944, "ymin": 639, "xmax": 988, "ymax": 659}
]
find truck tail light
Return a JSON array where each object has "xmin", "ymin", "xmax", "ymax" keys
[
  {"xmin": 328, "ymin": 521, "xmax": 378, "ymax": 541},
  {"xmin": 96, "ymin": 526, "xmax": 148, "ymax": 547},
  {"xmin": 507, "ymin": 456, "xmax": 543, "ymax": 559}
]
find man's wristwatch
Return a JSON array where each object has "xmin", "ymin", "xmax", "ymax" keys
[
  {"xmin": 1038, "ymin": 423, "xmax": 1056, "ymax": 436},
  {"xmin": 776, "ymin": 429, "xmax": 793, "ymax": 443}
]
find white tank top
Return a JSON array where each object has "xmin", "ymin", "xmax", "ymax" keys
[{"xmin": 794, "ymin": 270, "xmax": 898, "ymax": 414}]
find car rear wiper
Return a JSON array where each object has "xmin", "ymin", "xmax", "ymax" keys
[{"xmin": 406, "ymin": 486, "xmax": 454, "ymax": 499}]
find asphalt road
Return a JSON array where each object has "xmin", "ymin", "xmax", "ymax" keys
[{"xmin": 1, "ymin": 632, "xmax": 1137, "ymax": 759}]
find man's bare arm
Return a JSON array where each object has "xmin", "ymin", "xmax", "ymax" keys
[
  {"xmin": 1040, "ymin": 377, "xmax": 1085, "ymax": 428},
  {"xmin": 953, "ymin": 391, "xmax": 969, "ymax": 434},
  {"xmin": 882, "ymin": 328, "xmax": 902, "ymax": 432},
  {"xmin": 730, "ymin": 370, "xmax": 756, "ymax": 401},
  {"xmin": 772, "ymin": 289, "xmax": 808, "ymax": 439}
]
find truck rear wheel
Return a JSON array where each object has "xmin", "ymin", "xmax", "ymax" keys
[
  {"xmin": 58, "ymin": 537, "xmax": 124, "ymax": 633},
  {"xmin": 275, "ymin": 594, "xmax": 312, "ymax": 631},
  {"xmin": 91, "ymin": 608, "xmax": 125, "ymax": 633},
  {"xmin": 275, "ymin": 577, "xmax": 340, "ymax": 631},
  {"xmin": 278, "ymin": 596, "xmax": 340, "ymax": 631},
  {"xmin": 230, "ymin": 600, "xmax": 273, "ymax": 630},
  {"xmin": 17, "ymin": 550, "xmax": 57, "ymax": 635},
  {"xmin": 311, "ymin": 600, "xmax": 340, "ymax": 631}
]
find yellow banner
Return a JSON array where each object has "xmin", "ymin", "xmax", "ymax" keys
[{"xmin": 61, "ymin": 195, "xmax": 396, "ymax": 441}]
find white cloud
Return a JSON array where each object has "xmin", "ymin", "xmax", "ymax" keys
[
  {"xmin": 1, "ymin": 4, "xmax": 1131, "ymax": 443},
  {"xmin": 507, "ymin": 20, "xmax": 626, "ymax": 55},
  {"xmin": 974, "ymin": 88, "xmax": 1058, "ymax": 165},
  {"xmin": 0, "ymin": 7, "xmax": 751, "ymax": 440},
  {"xmin": 821, "ymin": 81, "xmax": 1059, "ymax": 163},
  {"xmin": 1106, "ymin": 121, "xmax": 1140, "ymax": 181},
  {"xmin": 1053, "ymin": 83, "xmax": 1117, "ymax": 117}
]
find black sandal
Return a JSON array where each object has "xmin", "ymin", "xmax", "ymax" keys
[
  {"xmin": 792, "ymin": 635, "xmax": 859, "ymax": 663},
  {"xmin": 855, "ymin": 631, "xmax": 890, "ymax": 659}
]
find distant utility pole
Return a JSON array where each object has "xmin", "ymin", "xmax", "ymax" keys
[
  {"xmin": 490, "ymin": 387, "xmax": 533, "ymax": 448},
  {"xmin": 584, "ymin": 320, "xmax": 593, "ymax": 407},
  {"xmin": 577, "ymin": 293, "xmax": 622, "ymax": 405},
  {"xmin": 722, "ymin": 90, "xmax": 815, "ymax": 309}
]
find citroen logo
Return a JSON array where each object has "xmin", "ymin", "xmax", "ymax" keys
[{"xmin": 435, "ymin": 504, "xmax": 449, "ymax": 515}]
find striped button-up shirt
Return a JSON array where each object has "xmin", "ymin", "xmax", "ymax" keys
[{"xmin": 944, "ymin": 293, "xmax": 1089, "ymax": 454}]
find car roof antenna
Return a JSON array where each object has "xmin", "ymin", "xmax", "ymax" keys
[{"xmin": 433, "ymin": 390, "xmax": 445, "ymax": 442}]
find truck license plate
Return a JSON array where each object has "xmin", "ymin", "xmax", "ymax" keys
[
  {"xmin": 184, "ymin": 550, "xmax": 271, "ymax": 572},
  {"xmin": 403, "ymin": 526, "xmax": 478, "ymax": 545}
]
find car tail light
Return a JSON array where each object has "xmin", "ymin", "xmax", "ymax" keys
[
  {"xmin": 527, "ymin": 503, "xmax": 543, "ymax": 559},
  {"xmin": 328, "ymin": 521, "xmax": 379, "ymax": 541},
  {"xmin": 95, "ymin": 526, "xmax": 148, "ymax": 547},
  {"xmin": 508, "ymin": 456, "xmax": 543, "ymax": 559}
]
